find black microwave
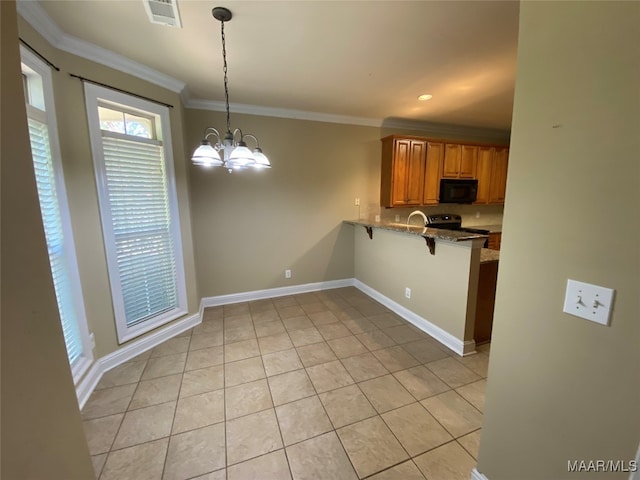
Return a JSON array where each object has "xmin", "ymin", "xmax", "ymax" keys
[{"xmin": 439, "ymin": 179, "xmax": 478, "ymax": 204}]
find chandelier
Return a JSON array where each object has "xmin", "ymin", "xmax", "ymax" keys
[{"xmin": 191, "ymin": 7, "xmax": 271, "ymax": 172}]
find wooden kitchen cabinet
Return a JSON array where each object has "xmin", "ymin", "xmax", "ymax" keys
[
  {"xmin": 442, "ymin": 144, "xmax": 461, "ymax": 178},
  {"xmin": 487, "ymin": 232, "xmax": 502, "ymax": 250},
  {"xmin": 474, "ymin": 146, "xmax": 493, "ymax": 204},
  {"xmin": 474, "ymin": 260, "xmax": 498, "ymax": 345},
  {"xmin": 442, "ymin": 144, "xmax": 478, "ymax": 179},
  {"xmin": 489, "ymin": 146, "xmax": 509, "ymax": 203},
  {"xmin": 423, "ymin": 142, "xmax": 444, "ymax": 205},
  {"xmin": 475, "ymin": 146, "xmax": 509, "ymax": 205},
  {"xmin": 381, "ymin": 135, "xmax": 507, "ymax": 207},
  {"xmin": 380, "ymin": 136, "xmax": 426, "ymax": 207}
]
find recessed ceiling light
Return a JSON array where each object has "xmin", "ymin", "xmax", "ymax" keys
[{"xmin": 418, "ymin": 94, "xmax": 433, "ymax": 101}]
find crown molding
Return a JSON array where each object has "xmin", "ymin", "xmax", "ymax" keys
[
  {"xmin": 383, "ymin": 118, "xmax": 511, "ymax": 142},
  {"xmin": 17, "ymin": 0, "xmax": 65, "ymax": 44},
  {"xmin": 16, "ymin": 0, "xmax": 510, "ymax": 142},
  {"xmin": 185, "ymin": 98, "xmax": 385, "ymax": 128},
  {"xmin": 186, "ymin": 98, "xmax": 510, "ymax": 141},
  {"xmin": 16, "ymin": 0, "xmax": 186, "ymax": 95}
]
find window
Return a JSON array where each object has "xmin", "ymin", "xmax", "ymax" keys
[
  {"xmin": 21, "ymin": 46, "xmax": 94, "ymax": 383},
  {"xmin": 84, "ymin": 84, "xmax": 187, "ymax": 343}
]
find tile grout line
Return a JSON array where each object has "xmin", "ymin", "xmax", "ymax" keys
[
  {"xmin": 258, "ymin": 311, "xmax": 295, "ymax": 479},
  {"xmin": 455, "ymin": 426, "xmax": 483, "ymax": 461},
  {"xmin": 292, "ymin": 301, "xmax": 361, "ymax": 479},
  {"xmin": 95, "ymin": 353, "xmax": 149, "ymax": 478},
  {"xmin": 160, "ymin": 326, "xmax": 193, "ymax": 479},
  {"xmin": 89, "ymin": 289, "xmax": 487, "ymax": 479},
  {"xmin": 220, "ymin": 314, "xmax": 229, "ymax": 478}
]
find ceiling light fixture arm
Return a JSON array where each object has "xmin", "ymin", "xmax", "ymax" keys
[
  {"xmin": 241, "ymin": 133, "xmax": 261, "ymax": 149},
  {"xmin": 203, "ymin": 127, "xmax": 222, "ymax": 145}
]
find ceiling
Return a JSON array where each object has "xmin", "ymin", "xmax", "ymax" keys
[{"xmin": 30, "ymin": 0, "xmax": 520, "ymax": 131}]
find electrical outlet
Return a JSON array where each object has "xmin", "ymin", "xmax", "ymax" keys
[
  {"xmin": 375, "ymin": 214, "xmax": 381, "ymax": 222},
  {"xmin": 285, "ymin": 269, "xmax": 292, "ymax": 279},
  {"xmin": 405, "ymin": 287, "xmax": 411, "ymax": 299},
  {"xmin": 476, "ymin": 211, "xmax": 481, "ymax": 218},
  {"xmin": 89, "ymin": 332, "xmax": 96, "ymax": 350},
  {"xmin": 354, "ymin": 197, "xmax": 360, "ymax": 206},
  {"xmin": 395, "ymin": 214, "xmax": 400, "ymax": 222},
  {"xmin": 563, "ymin": 279, "xmax": 615, "ymax": 326}
]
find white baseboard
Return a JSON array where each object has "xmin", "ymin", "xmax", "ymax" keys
[
  {"xmin": 76, "ymin": 360, "xmax": 105, "ymax": 410},
  {"xmin": 471, "ymin": 468, "xmax": 490, "ymax": 480},
  {"xmin": 353, "ymin": 280, "xmax": 475, "ymax": 356},
  {"xmin": 77, "ymin": 275, "xmax": 474, "ymax": 409},
  {"xmin": 200, "ymin": 278, "xmax": 355, "ymax": 308},
  {"xmin": 200, "ymin": 278, "xmax": 474, "ymax": 356},
  {"xmin": 100, "ymin": 313, "xmax": 200, "ymax": 371},
  {"xmin": 76, "ymin": 312, "xmax": 200, "ymax": 409}
]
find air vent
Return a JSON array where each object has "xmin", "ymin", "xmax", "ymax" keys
[{"xmin": 143, "ymin": 0, "xmax": 182, "ymax": 28}]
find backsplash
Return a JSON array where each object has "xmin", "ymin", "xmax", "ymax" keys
[{"xmin": 361, "ymin": 203, "xmax": 504, "ymax": 227}]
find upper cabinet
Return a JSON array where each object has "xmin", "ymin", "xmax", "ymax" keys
[
  {"xmin": 380, "ymin": 135, "xmax": 508, "ymax": 208},
  {"xmin": 380, "ymin": 136, "xmax": 426, "ymax": 207},
  {"xmin": 423, "ymin": 142, "xmax": 444, "ymax": 205},
  {"xmin": 475, "ymin": 146, "xmax": 509, "ymax": 204},
  {"xmin": 489, "ymin": 146, "xmax": 509, "ymax": 203},
  {"xmin": 442, "ymin": 144, "xmax": 478, "ymax": 178}
]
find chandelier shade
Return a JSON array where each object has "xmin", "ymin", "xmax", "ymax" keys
[
  {"xmin": 191, "ymin": 141, "xmax": 223, "ymax": 167},
  {"xmin": 251, "ymin": 148, "xmax": 271, "ymax": 169},
  {"xmin": 191, "ymin": 7, "xmax": 271, "ymax": 173}
]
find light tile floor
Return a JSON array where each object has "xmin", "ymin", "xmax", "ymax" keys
[{"xmin": 83, "ymin": 287, "xmax": 490, "ymax": 480}]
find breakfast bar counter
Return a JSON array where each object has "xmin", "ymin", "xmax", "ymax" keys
[
  {"xmin": 345, "ymin": 219, "xmax": 491, "ymax": 356},
  {"xmin": 344, "ymin": 219, "xmax": 489, "ymax": 243}
]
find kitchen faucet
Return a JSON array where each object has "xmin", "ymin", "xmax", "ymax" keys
[{"xmin": 407, "ymin": 210, "xmax": 428, "ymax": 227}]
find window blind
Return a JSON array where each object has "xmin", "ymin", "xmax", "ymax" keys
[
  {"xmin": 28, "ymin": 118, "xmax": 84, "ymax": 364},
  {"xmin": 101, "ymin": 134, "xmax": 179, "ymax": 327}
]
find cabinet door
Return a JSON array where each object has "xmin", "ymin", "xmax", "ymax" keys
[
  {"xmin": 475, "ymin": 146, "xmax": 493, "ymax": 204},
  {"xmin": 489, "ymin": 147, "xmax": 509, "ymax": 204},
  {"xmin": 406, "ymin": 140, "xmax": 426, "ymax": 205},
  {"xmin": 423, "ymin": 142, "xmax": 444, "ymax": 204},
  {"xmin": 390, "ymin": 139, "xmax": 425, "ymax": 206},
  {"xmin": 487, "ymin": 232, "xmax": 502, "ymax": 250},
  {"xmin": 460, "ymin": 145, "xmax": 478, "ymax": 178},
  {"xmin": 391, "ymin": 140, "xmax": 411, "ymax": 206},
  {"xmin": 442, "ymin": 144, "xmax": 462, "ymax": 178}
]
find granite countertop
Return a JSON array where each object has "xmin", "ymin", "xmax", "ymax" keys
[
  {"xmin": 345, "ymin": 218, "xmax": 500, "ymax": 261},
  {"xmin": 344, "ymin": 219, "xmax": 489, "ymax": 243},
  {"xmin": 480, "ymin": 248, "xmax": 500, "ymax": 263}
]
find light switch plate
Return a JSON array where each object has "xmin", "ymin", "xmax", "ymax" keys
[{"xmin": 563, "ymin": 279, "xmax": 615, "ymax": 326}]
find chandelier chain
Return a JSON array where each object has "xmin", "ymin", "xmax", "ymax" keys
[
  {"xmin": 220, "ymin": 19, "xmax": 231, "ymax": 133},
  {"xmin": 191, "ymin": 7, "xmax": 270, "ymax": 170}
]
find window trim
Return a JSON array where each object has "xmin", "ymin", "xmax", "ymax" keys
[
  {"xmin": 20, "ymin": 45, "xmax": 94, "ymax": 382},
  {"xmin": 84, "ymin": 83, "xmax": 187, "ymax": 344}
]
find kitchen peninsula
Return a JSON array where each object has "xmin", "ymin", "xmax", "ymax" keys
[{"xmin": 345, "ymin": 218, "xmax": 497, "ymax": 356}]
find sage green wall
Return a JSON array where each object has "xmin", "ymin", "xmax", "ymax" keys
[
  {"xmin": 1, "ymin": 2, "xmax": 94, "ymax": 477},
  {"xmin": 17, "ymin": 19, "xmax": 199, "ymax": 358},
  {"xmin": 477, "ymin": 2, "xmax": 640, "ymax": 479}
]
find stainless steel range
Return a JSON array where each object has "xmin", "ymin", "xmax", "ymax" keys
[{"xmin": 425, "ymin": 214, "xmax": 490, "ymax": 240}]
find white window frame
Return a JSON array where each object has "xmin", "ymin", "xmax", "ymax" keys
[
  {"xmin": 20, "ymin": 46, "xmax": 94, "ymax": 383},
  {"xmin": 84, "ymin": 83, "xmax": 187, "ymax": 343}
]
